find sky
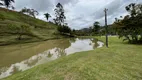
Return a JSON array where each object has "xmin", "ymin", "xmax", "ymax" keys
[{"xmin": 14, "ymin": 0, "xmax": 142, "ymax": 29}]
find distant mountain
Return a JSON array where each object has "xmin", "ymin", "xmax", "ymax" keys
[{"xmin": 80, "ymin": 28, "xmax": 92, "ymax": 33}]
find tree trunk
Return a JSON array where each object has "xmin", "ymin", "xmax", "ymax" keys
[
  {"xmin": 18, "ymin": 34, "xmax": 22, "ymax": 40},
  {"xmin": 140, "ymin": 34, "xmax": 142, "ymax": 40}
]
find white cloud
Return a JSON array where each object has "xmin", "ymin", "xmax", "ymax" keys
[{"xmin": 14, "ymin": 0, "xmax": 142, "ymax": 29}]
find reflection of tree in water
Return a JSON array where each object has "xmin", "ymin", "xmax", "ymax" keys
[
  {"xmin": 55, "ymin": 48, "xmax": 66, "ymax": 57},
  {"xmin": 47, "ymin": 52, "xmax": 53, "ymax": 58},
  {"xmin": 46, "ymin": 39, "xmax": 71, "ymax": 58},
  {"xmin": 18, "ymin": 39, "xmax": 72, "ymax": 67},
  {"xmin": 0, "ymin": 67, "xmax": 8, "ymax": 75},
  {"xmin": 69, "ymin": 38, "xmax": 76, "ymax": 43},
  {"xmin": 91, "ymin": 38, "xmax": 99, "ymax": 49},
  {"xmin": 26, "ymin": 58, "xmax": 39, "ymax": 67},
  {"xmin": 10, "ymin": 65, "xmax": 21, "ymax": 74},
  {"xmin": 0, "ymin": 38, "xmax": 102, "ymax": 79},
  {"xmin": 51, "ymin": 39, "xmax": 71, "ymax": 57}
]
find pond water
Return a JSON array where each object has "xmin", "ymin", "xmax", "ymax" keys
[{"xmin": 0, "ymin": 38, "xmax": 104, "ymax": 79}]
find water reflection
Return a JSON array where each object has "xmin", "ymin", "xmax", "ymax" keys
[{"xmin": 0, "ymin": 38, "xmax": 104, "ymax": 79}]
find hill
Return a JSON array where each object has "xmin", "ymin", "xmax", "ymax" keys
[{"xmin": 0, "ymin": 8, "xmax": 62, "ymax": 45}]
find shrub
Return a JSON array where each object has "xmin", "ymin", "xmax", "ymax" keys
[{"xmin": 57, "ymin": 26, "xmax": 71, "ymax": 34}]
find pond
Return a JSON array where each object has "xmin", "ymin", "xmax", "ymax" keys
[{"xmin": 0, "ymin": 38, "xmax": 104, "ymax": 79}]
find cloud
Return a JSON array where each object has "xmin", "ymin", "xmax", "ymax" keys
[
  {"xmin": 14, "ymin": 0, "xmax": 142, "ymax": 29},
  {"xmin": 56, "ymin": 0, "xmax": 79, "ymax": 5},
  {"xmin": 65, "ymin": 0, "xmax": 123, "ymax": 29},
  {"xmin": 15, "ymin": 0, "xmax": 54, "ymax": 12}
]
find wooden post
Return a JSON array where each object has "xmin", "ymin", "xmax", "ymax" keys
[{"xmin": 104, "ymin": 8, "xmax": 108, "ymax": 48}]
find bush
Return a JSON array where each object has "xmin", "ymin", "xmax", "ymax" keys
[{"xmin": 57, "ymin": 26, "xmax": 71, "ymax": 34}]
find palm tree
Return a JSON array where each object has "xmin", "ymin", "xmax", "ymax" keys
[{"xmin": 44, "ymin": 13, "xmax": 51, "ymax": 21}]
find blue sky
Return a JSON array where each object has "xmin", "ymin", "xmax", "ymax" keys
[{"xmin": 14, "ymin": 0, "xmax": 142, "ymax": 29}]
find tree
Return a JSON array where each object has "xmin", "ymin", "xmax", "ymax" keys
[
  {"xmin": 30, "ymin": 9, "xmax": 39, "ymax": 18},
  {"xmin": 44, "ymin": 13, "xmax": 51, "ymax": 21},
  {"xmin": 20, "ymin": 7, "xmax": 39, "ymax": 18},
  {"xmin": 0, "ymin": 0, "xmax": 14, "ymax": 8},
  {"xmin": 93, "ymin": 21, "xmax": 100, "ymax": 35},
  {"xmin": 54, "ymin": 3, "xmax": 66, "ymax": 26},
  {"xmin": 125, "ymin": 3, "xmax": 137, "ymax": 17},
  {"xmin": 57, "ymin": 23, "xmax": 71, "ymax": 34},
  {"xmin": 53, "ymin": 3, "xmax": 71, "ymax": 35},
  {"xmin": 114, "ymin": 3, "xmax": 142, "ymax": 43}
]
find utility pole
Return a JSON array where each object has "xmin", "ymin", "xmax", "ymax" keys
[{"xmin": 104, "ymin": 8, "xmax": 108, "ymax": 48}]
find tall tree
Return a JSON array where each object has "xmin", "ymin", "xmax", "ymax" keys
[
  {"xmin": 54, "ymin": 3, "xmax": 66, "ymax": 26},
  {"xmin": 114, "ymin": 3, "xmax": 142, "ymax": 43},
  {"xmin": 0, "ymin": 0, "xmax": 14, "ymax": 8},
  {"xmin": 93, "ymin": 21, "xmax": 100, "ymax": 35},
  {"xmin": 126, "ymin": 3, "xmax": 137, "ymax": 17},
  {"xmin": 44, "ymin": 13, "xmax": 51, "ymax": 21}
]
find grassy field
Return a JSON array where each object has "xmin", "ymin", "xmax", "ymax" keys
[
  {"xmin": 0, "ymin": 8, "xmax": 63, "ymax": 45},
  {"xmin": 2, "ymin": 36, "xmax": 142, "ymax": 80}
]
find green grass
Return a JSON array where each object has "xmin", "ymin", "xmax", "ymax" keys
[
  {"xmin": 0, "ymin": 8, "xmax": 63, "ymax": 45},
  {"xmin": 2, "ymin": 37, "xmax": 142, "ymax": 80}
]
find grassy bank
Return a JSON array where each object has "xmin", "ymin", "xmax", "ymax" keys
[
  {"xmin": 3, "ymin": 37, "xmax": 142, "ymax": 80},
  {"xmin": 0, "ymin": 8, "xmax": 64, "ymax": 45}
]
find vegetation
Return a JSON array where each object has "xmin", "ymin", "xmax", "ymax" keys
[
  {"xmin": 54, "ymin": 3, "xmax": 66, "ymax": 26},
  {"xmin": 53, "ymin": 3, "xmax": 72, "ymax": 35},
  {"xmin": 75, "ymin": 3, "xmax": 142, "ymax": 44},
  {"xmin": 73, "ymin": 22, "xmax": 102, "ymax": 36},
  {"xmin": 57, "ymin": 25, "xmax": 71, "ymax": 34},
  {"xmin": 113, "ymin": 3, "xmax": 142, "ymax": 44},
  {"xmin": 3, "ymin": 37, "xmax": 142, "ymax": 80},
  {"xmin": 20, "ymin": 7, "xmax": 39, "ymax": 18},
  {"xmin": 74, "ymin": 28, "xmax": 92, "ymax": 36},
  {"xmin": 44, "ymin": 13, "xmax": 51, "ymax": 21},
  {"xmin": 0, "ymin": 7, "xmax": 64, "ymax": 45},
  {"xmin": 92, "ymin": 21, "xmax": 101, "ymax": 35},
  {"xmin": 0, "ymin": 1, "xmax": 142, "ymax": 79}
]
